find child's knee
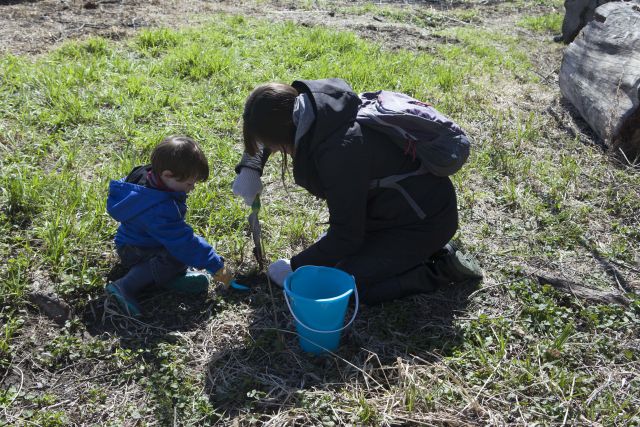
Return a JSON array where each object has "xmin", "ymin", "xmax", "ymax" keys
[{"xmin": 149, "ymin": 255, "xmax": 187, "ymax": 285}]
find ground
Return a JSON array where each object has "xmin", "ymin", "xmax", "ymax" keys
[{"xmin": 1, "ymin": 0, "xmax": 639, "ymax": 426}]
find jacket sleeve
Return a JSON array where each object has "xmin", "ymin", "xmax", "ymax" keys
[
  {"xmin": 145, "ymin": 204, "xmax": 224, "ymax": 272},
  {"xmin": 291, "ymin": 135, "xmax": 369, "ymax": 269},
  {"xmin": 234, "ymin": 147, "xmax": 272, "ymax": 175}
]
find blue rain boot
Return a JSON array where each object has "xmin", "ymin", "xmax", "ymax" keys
[{"xmin": 105, "ymin": 282, "xmax": 142, "ymax": 317}]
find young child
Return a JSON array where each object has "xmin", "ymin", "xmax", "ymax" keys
[{"xmin": 106, "ymin": 135, "xmax": 231, "ymax": 316}]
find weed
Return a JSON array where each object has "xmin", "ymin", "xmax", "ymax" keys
[
  {"xmin": 136, "ymin": 28, "xmax": 181, "ymax": 55},
  {"xmin": 519, "ymin": 13, "xmax": 563, "ymax": 33}
]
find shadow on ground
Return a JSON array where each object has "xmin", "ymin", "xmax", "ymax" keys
[
  {"xmin": 204, "ymin": 278, "xmax": 478, "ymax": 417},
  {"xmin": 550, "ymin": 97, "xmax": 605, "ymax": 151},
  {"xmin": 82, "ymin": 284, "xmax": 218, "ymax": 349}
]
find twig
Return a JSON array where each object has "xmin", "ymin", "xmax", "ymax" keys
[
  {"xmin": 612, "ymin": 270, "xmax": 629, "ymax": 296},
  {"xmin": 41, "ymin": 399, "xmax": 74, "ymax": 411},
  {"xmin": 461, "ymin": 350, "xmax": 507, "ymax": 414},
  {"xmin": 51, "ymin": 365, "xmax": 131, "ymax": 389},
  {"xmin": 3, "ymin": 366, "xmax": 23, "ymax": 408},
  {"xmin": 608, "ymin": 259, "xmax": 640, "ymax": 275},
  {"xmin": 618, "ymin": 143, "xmax": 639, "ymax": 168},
  {"xmin": 561, "ymin": 375, "xmax": 576, "ymax": 426},
  {"xmin": 533, "ymin": 67, "xmax": 559, "ymax": 83},
  {"xmin": 515, "ymin": 394, "xmax": 527, "ymax": 425},
  {"xmin": 260, "ymin": 234, "xmax": 285, "ymax": 347},
  {"xmin": 442, "ymin": 14, "xmax": 475, "ymax": 27},
  {"xmin": 467, "ymin": 279, "xmax": 519, "ymax": 299},
  {"xmin": 585, "ymin": 373, "xmax": 613, "ymax": 405}
]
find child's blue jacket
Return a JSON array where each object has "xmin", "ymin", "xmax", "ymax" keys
[{"xmin": 107, "ymin": 177, "xmax": 224, "ymax": 273}]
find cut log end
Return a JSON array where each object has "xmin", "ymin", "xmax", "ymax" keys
[{"xmin": 612, "ymin": 106, "xmax": 640, "ymax": 164}]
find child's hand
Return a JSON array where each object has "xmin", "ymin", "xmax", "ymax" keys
[{"xmin": 211, "ymin": 266, "xmax": 233, "ymax": 288}]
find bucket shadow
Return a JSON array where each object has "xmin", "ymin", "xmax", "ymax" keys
[{"xmin": 204, "ymin": 277, "xmax": 477, "ymax": 416}]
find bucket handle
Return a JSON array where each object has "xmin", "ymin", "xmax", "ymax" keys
[{"xmin": 284, "ymin": 283, "xmax": 359, "ymax": 334}]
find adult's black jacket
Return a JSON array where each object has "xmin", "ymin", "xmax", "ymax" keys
[{"xmin": 237, "ymin": 78, "xmax": 457, "ymax": 270}]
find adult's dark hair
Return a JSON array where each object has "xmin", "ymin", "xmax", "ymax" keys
[
  {"xmin": 150, "ymin": 135, "xmax": 209, "ymax": 181},
  {"xmin": 242, "ymin": 83, "xmax": 298, "ymax": 156}
]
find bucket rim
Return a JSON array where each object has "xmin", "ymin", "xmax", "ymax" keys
[{"xmin": 283, "ymin": 266, "xmax": 355, "ymax": 303}]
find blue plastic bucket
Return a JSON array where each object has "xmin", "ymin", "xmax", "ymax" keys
[{"xmin": 284, "ymin": 266, "xmax": 359, "ymax": 354}]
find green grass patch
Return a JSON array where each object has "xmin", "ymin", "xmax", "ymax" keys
[
  {"xmin": 1, "ymin": 9, "xmax": 639, "ymax": 426},
  {"xmin": 518, "ymin": 13, "xmax": 563, "ymax": 33}
]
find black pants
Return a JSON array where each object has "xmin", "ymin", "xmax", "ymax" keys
[
  {"xmin": 335, "ymin": 207, "xmax": 458, "ymax": 305},
  {"xmin": 117, "ymin": 245, "xmax": 187, "ymax": 287}
]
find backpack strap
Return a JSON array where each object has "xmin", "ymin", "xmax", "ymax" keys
[{"xmin": 369, "ymin": 164, "xmax": 430, "ymax": 220}]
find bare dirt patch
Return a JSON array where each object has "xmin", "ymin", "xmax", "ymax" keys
[
  {"xmin": 0, "ymin": 0, "xmax": 479, "ymax": 56},
  {"xmin": 0, "ymin": 0, "xmax": 230, "ymax": 55}
]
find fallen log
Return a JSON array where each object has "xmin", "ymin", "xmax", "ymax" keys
[
  {"xmin": 559, "ymin": 1, "xmax": 640, "ymax": 163},
  {"xmin": 522, "ymin": 267, "xmax": 630, "ymax": 305}
]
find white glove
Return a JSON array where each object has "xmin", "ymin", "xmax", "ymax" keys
[
  {"xmin": 232, "ymin": 168, "xmax": 262, "ymax": 205},
  {"xmin": 267, "ymin": 259, "xmax": 292, "ymax": 288}
]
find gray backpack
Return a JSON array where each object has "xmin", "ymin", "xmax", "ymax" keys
[{"xmin": 356, "ymin": 90, "xmax": 471, "ymax": 219}]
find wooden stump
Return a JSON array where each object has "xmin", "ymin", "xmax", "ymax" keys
[{"xmin": 559, "ymin": 1, "xmax": 640, "ymax": 163}]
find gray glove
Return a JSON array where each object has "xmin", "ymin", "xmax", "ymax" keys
[
  {"xmin": 232, "ymin": 168, "xmax": 262, "ymax": 205},
  {"xmin": 267, "ymin": 259, "xmax": 293, "ymax": 288}
]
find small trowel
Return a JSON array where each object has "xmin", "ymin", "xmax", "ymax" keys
[{"xmin": 227, "ymin": 194, "xmax": 264, "ymax": 292}]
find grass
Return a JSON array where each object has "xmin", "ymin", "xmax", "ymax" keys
[
  {"xmin": 518, "ymin": 13, "xmax": 563, "ymax": 33},
  {"xmin": 340, "ymin": 3, "xmax": 448, "ymax": 28},
  {"xmin": 1, "ymin": 2, "xmax": 639, "ymax": 425}
]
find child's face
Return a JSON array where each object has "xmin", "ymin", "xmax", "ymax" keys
[{"xmin": 160, "ymin": 171, "xmax": 198, "ymax": 193}]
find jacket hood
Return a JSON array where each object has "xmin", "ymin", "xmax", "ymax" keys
[
  {"xmin": 107, "ymin": 179, "xmax": 184, "ymax": 222},
  {"xmin": 291, "ymin": 78, "xmax": 361, "ymax": 148}
]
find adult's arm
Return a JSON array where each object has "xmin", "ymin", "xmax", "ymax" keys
[
  {"xmin": 234, "ymin": 147, "xmax": 272, "ymax": 175},
  {"xmin": 232, "ymin": 147, "xmax": 272, "ymax": 205}
]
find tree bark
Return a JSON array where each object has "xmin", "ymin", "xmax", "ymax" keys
[
  {"xmin": 522, "ymin": 267, "xmax": 630, "ymax": 306},
  {"xmin": 559, "ymin": 1, "xmax": 640, "ymax": 163}
]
